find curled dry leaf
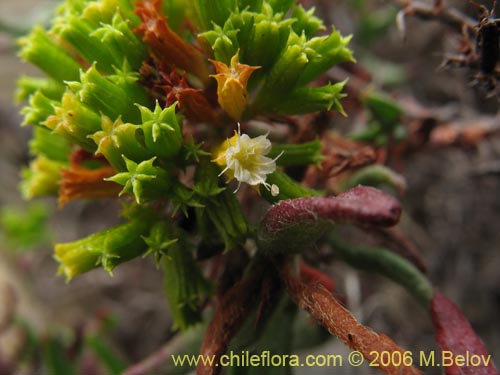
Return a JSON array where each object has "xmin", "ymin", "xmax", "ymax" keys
[
  {"xmin": 135, "ymin": 0, "xmax": 208, "ymax": 82},
  {"xmin": 283, "ymin": 264, "xmax": 421, "ymax": 375},
  {"xmin": 258, "ymin": 186, "xmax": 401, "ymax": 254},
  {"xmin": 431, "ymin": 291, "xmax": 499, "ymax": 375}
]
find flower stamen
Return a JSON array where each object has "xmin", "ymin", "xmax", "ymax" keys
[{"xmin": 213, "ymin": 123, "xmax": 281, "ymax": 196}]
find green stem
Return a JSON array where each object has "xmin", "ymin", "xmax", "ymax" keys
[{"xmin": 328, "ymin": 233, "xmax": 434, "ymax": 308}]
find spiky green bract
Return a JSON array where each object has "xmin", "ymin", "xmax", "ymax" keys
[{"xmin": 106, "ymin": 156, "xmax": 172, "ymax": 204}]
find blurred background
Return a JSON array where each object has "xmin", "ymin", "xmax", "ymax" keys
[{"xmin": 1, "ymin": 0, "xmax": 499, "ymax": 374}]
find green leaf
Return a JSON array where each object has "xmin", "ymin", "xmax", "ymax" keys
[
  {"xmin": 361, "ymin": 89, "xmax": 403, "ymax": 129},
  {"xmin": 329, "ymin": 234, "xmax": 434, "ymax": 307},
  {"xmin": 85, "ymin": 335, "xmax": 127, "ymax": 375},
  {"xmin": 340, "ymin": 165, "xmax": 406, "ymax": 192},
  {"xmin": 42, "ymin": 338, "xmax": 76, "ymax": 375},
  {"xmin": 268, "ymin": 139, "xmax": 323, "ymax": 167},
  {"xmin": 259, "ymin": 169, "xmax": 322, "ymax": 203}
]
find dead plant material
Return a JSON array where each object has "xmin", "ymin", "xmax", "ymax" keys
[
  {"xmin": 135, "ymin": 0, "xmax": 209, "ymax": 83},
  {"xmin": 197, "ymin": 268, "xmax": 266, "ymax": 375},
  {"xmin": 283, "ymin": 264, "xmax": 422, "ymax": 375}
]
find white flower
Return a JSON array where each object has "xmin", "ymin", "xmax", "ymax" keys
[{"xmin": 213, "ymin": 124, "xmax": 281, "ymax": 196}]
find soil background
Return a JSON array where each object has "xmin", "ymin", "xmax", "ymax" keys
[{"xmin": 1, "ymin": 0, "xmax": 499, "ymax": 374}]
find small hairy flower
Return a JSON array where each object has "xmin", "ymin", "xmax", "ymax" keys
[{"xmin": 214, "ymin": 124, "xmax": 281, "ymax": 196}]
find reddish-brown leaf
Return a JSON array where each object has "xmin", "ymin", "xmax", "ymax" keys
[
  {"xmin": 299, "ymin": 261, "xmax": 336, "ymax": 292},
  {"xmin": 431, "ymin": 291, "xmax": 499, "ymax": 375},
  {"xmin": 261, "ymin": 186, "xmax": 401, "ymax": 235}
]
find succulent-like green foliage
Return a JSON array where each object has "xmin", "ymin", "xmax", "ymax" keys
[{"xmin": 17, "ymin": 0, "xmax": 353, "ymax": 331}]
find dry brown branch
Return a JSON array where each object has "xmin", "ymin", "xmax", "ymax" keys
[
  {"xmin": 282, "ymin": 263, "xmax": 422, "ymax": 375},
  {"xmin": 197, "ymin": 267, "xmax": 266, "ymax": 375},
  {"xmin": 396, "ymin": 0, "xmax": 476, "ymax": 36}
]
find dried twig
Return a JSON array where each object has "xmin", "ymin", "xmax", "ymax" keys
[
  {"xmin": 395, "ymin": 0, "xmax": 476, "ymax": 36},
  {"xmin": 282, "ymin": 263, "xmax": 422, "ymax": 375},
  {"xmin": 197, "ymin": 266, "xmax": 266, "ymax": 375}
]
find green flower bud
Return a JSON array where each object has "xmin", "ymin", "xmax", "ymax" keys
[
  {"xmin": 18, "ymin": 25, "xmax": 81, "ymax": 82},
  {"xmin": 45, "ymin": 91, "xmax": 101, "ymax": 151},
  {"xmin": 90, "ymin": 12, "xmax": 147, "ymax": 70},
  {"xmin": 52, "ymin": 16, "xmax": 122, "ymax": 73},
  {"xmin": 54, "ymin": 214, "xmax": 154, "ymax": 280},
  {"xmin": 194, "ymin": 0, "xmax": 237, "ymax": 31},
  {"xmin": 16, "ymin": 76, "xmax": 65, "ymax": 102},
  {"xmin": 21, "ymin": 91, "xmax": 58, "ymax": 127},
  {"xmin": 291, "ymin": 5, "xmax": 325, "ymax": 38},
  {"xmin": 83, "ymin": 0, "xmax": 139, "ymax": 26},
  {"xmin": 242, "ymin": 17, "xmax": 294, "ymax": 70},
  {"xmin": 29, "ymin": 126, "xmax": 72, "ymax": 162},
  {"xmin": 90, "ymin": 116, "xmax": 150, "ymax": 171},
  {"xmin": 137, "ymin": 102, "xmax": 183, "ymax": 161},
  {"xmin": 271, "ymin": 81, "xmax": 347, "ymax": 116},
  {"xmin": 21, "ymin": 155, "xmax": 65, "ymax": 199},
  {"xmin": 298, "ymin": 30, "xmax": 354, "ymax": 85},
  {"xmin": 199, "ymin": 24, "xmax": 239, "ymax": 64},
  {"xmin": 67, "ymin": 63, "xmax": 147, "ymax": 123}
]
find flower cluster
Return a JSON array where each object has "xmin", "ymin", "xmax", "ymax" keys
[{"xmin": 18, "ymin": 0, "xmax": 351, "ymax": 329}]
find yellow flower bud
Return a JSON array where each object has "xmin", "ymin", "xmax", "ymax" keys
[{"xmin": 210, "ymin": 54, "xmax": 260, "ymax": 120}]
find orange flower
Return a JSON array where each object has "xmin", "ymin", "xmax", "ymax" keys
[
  {"xmin": 59, "ymin": 165, "xmax": 121, "ymax": 207},
  {"xmin": 210, "ymin": 54, "xmax": 260, "ymax": 120}
]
